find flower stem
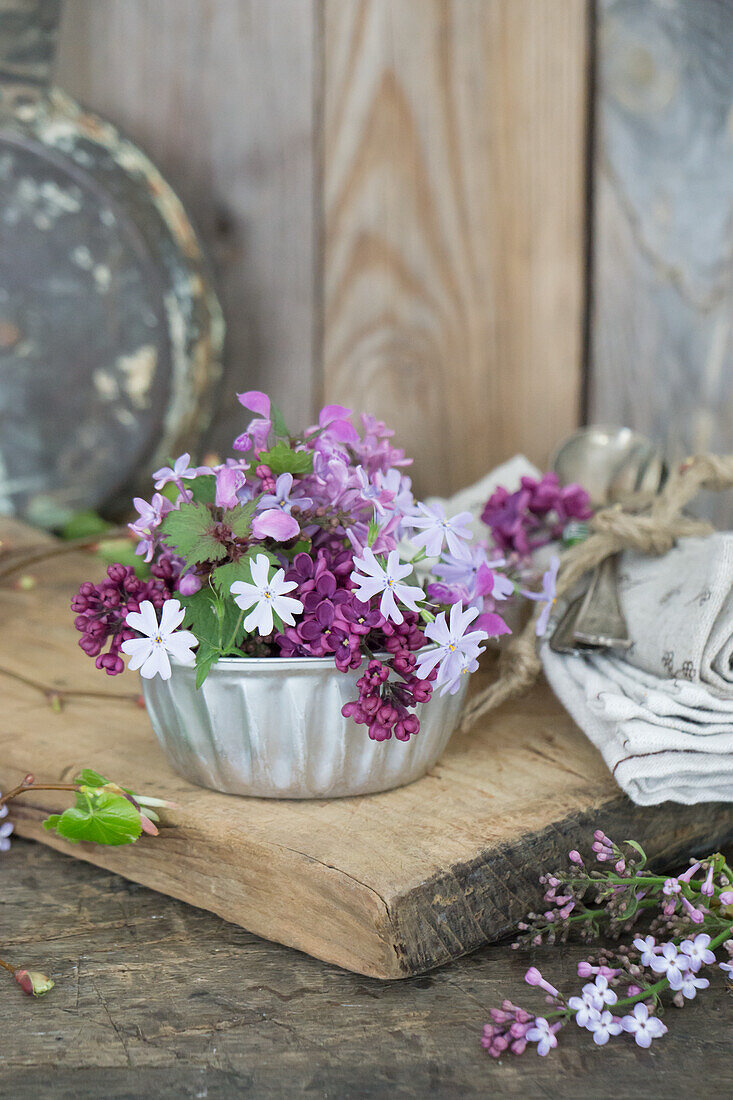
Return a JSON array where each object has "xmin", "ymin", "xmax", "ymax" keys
[
  {"xmin": 223, "ymin": 609, "xmax": 245, "ymax": 654},
  {"xmin": 0, "ymin": 957, "xmax": 16, "ymax": 975}
]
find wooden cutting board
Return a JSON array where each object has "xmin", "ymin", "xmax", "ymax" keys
[{"xmin": 0, "ymin": 517, "xmax": 730, "ymax": 979}]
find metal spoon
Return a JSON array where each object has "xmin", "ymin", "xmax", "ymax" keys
[{"xmin": 548, "ymin": 426, "xmax": 666, "ymax": 654}]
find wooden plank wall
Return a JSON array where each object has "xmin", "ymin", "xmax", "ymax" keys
[
  {"xmin": 590, "ymin": 0, "xmax": 733, "ymax": 523},
  {"xmin": 54, "ymin": 0, "xmax": 589, "ymax": 498}
]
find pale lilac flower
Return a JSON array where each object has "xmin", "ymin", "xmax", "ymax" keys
[
  {"xmin": 353, "ymin": 466, "xmax": 396, "ymax": 516},
  {"xmin": 152, "ymin": 453, "xmax": 198, "ymax": 492},
  {"xmin": 231, "ymin": 554, "xmax": 303, "ymax": 637},
  {"xmin": 679, "ymin": 933, "xmax": 715, "ymax": 972},
  {"xmin": 720, "ymin": 961, "xmax": 733, "ymax": 978},
  {"xmin": 649, "ymin": 942, "xmax": 691, "ymax": 990},
  {"xmin": 259, "ymin": 472, "xmax": 313, "ymax": 515},
  {"xmin": 678, "ymin": 973, "xmax": 709, "ymax": 1000},
  {"xmin": 678, "ymin": 861, "xmax": 701, "ymax": 883},
  {"xmin": 404, "ymin": 502, "xmax": 474, "ymax": 559},
  {"xmin": 680, "ymin": 896, "xmax": 706, "ymax": 924},
  {"xmin": 378, "ymin": 468, "xmax": 415, "ymax": 520},
  {"xmin": 621, "ymin": 1003, "xmax": 667, "ymax": 1048},
  {"xmin": 586, "ymin": 975, "xmax": 617, "ymax": 1007},
  {"xmin": 350, "ymin": 548, "xmax": 425, "ymax": 625},
  {"xmin": 587, "ymin": 1010, "xmax": 622, "ymax": 1046},
  {"xmin": 523, "ymin": 967, "xmax": 560, "ymax": 999},
  {"xmin": 633, "ymin": 935, "xmax": 659, "ymax": 968},
  {"xmin": 251, "ymin": 509, "xmax": 300, "ymax": 542},
  {"xmin": 434, "ymin": 546, "xmax": 502, "ymax": 594},
  {"xmin": 415, "ymin": 603, "xmax": 488, "ymax": 695},
  {"xmin": 568, "ymin": 989, "xmax": 603, "ymax": 1029},
  {"xmin": 122, "ymin": 599, "xmax": 198, "ymax": 680},
  {"xmin": 662, "ymin": 877, "xmax": 681, "ymax": 896},
  {"xmin": 525, "ymin": 1017, "xmax": 561, "ymax": 1057},
  {"xmin": 523, "ymin": 556, "xmax": 560, "ymax": 637},
  {"xmin": 129, "ymin": 493, "xmax": 172, "ymax": 562},
  {"xmin": 700, "ymin": 865, "xmax": 715, "ymax": 898},
  {"xmin": 0, "ymin": 803, "xmax": 12, "ymax": 852}
]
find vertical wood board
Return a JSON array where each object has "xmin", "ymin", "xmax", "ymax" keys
[
  {"xmin": 322, "ymin": 0, "xmax": 589, "ymax": 496},
  {"xmin": 55, "ymin": 0, "xmax": 318, "ymax": 455},
  {"xmin": 589, "ymin": 0, "xmax": 733, "ymax": 525}
]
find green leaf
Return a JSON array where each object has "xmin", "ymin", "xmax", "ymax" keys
[
  {"xmin": 180, "ymin": 586, "xmax": 223, "ymax": 647},
  {"xmin": 367, "ymin": 518, "xmax": 380, "ymax": 547},
  {"xmin": 258, "ymin": 441, "xmax": 313, "ymax": 477},
  {"xmin": 195, "ymin": 642, "xmax": 220, "ymax": 689},
  {"xmin": 75, "ymin": 768, "xmax": 107, "ymax": 787},
  {"xmin": 221, "ymin": 498, "xmax": 258, "ymax": 539},
  {"xmin": 43, "ymin": 788, "xmax": 142, "ymax": 846},
  {"xmin": 160, "ymin": 503, "xmax": 226, "ymax": 566},
  {"xmin": 269, "ymin": 400, "xmax": 290, "ymax": 440},
  {"xmin": 189, "ymin": 475, "xmax": 217, "ymax": 506},
  {"xmin": 623, "ymin": 839, "xmax": 648, "ymax": 869}
]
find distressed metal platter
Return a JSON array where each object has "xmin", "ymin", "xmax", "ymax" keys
[{"xmin": 0, "ymin": 0, "xmax": 223, "ymax": 526}]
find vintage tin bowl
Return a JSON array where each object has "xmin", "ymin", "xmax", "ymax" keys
[{"xmin": 141, "ymin": 656, "xmax": 468, "ymax": 799}]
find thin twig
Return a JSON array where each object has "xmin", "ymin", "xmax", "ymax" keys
[
  {"xmin": 0, "ymin": 527, "xmax": 129, "ymax": 582},
  {"xmin": 0, "ymin": 782, "xmax": 79, "ymax": 810},
  {"xmin": 0, "ymin": 665, "xmax": 141, "ymax": 708}
]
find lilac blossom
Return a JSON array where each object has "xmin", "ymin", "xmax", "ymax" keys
[
  {"xmin": 350, "ymin": 548, "xmax": 425, "ymax": 625},
  {"xmin": 416, "ymin": 603, "xmax": 489, "ymax": 695},
  {"xmin": 679, "ymin": 933, "xmax": 715, "ymax": 972},
  {"xmin": 0, "ymin": 802, "xmax": 12, "ymax": 852},
  {"xmin": 350, "ymin": 413, "xmax": 411, "ymax": 475},
  {"xmin": 620, "ymin": 1004, "xmax": 667, "ymax": 1048},
  {"xmin": 129, "ymin": 493, "xmax": 172, "ymax": 562},
  {"xmin": 353, "ymin": 466, "xmax": 395, "ymax": 517},
  {"xmin": 525, "ymin": 1017, "xmax": 561, "ymax": 1057},
  {"xmin": 259, "ymin": 472, "xmax": 313, "ymax": 515},
  {"xmin": 568, "ymin": 988, "xmax": 603, "ymax": 1029},
  {"xmin": 214, "ymin": 462, "xmax": 248, "ymax": 509},
  {"xmin": 587, "ymin": 1011, "xmax": 622, "ymax": 1046},
  {"xmin": 404, "ymin": 502, "xmax": 473, "ymax": 559},
  {"xmin": 649, "ymin": 942, "xmax": 691, "ymax": 990},
  {"xmin": 633, "ymin": 935, "xmax": 658, "ymax": 968},
  {"xmin": 523, "ymin": 556, "xmax": 559, "ymax": 637},
  {"xmin": 677, "ymin": 973, "xmax": 709, "ymax": 999},
  {"xmin": 378, "ymin": 468, "xmax": 416, "ymax": 522},
  {"xmin": 152, "ymin": 453, "xmax": 198, "ymax": 493}
]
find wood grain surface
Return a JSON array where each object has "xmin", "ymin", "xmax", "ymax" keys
[
  {"xmin": 0, "ymin": 517, "xmax": 730, "ymax": 981},
  {"xmin": 54, "ymin": 0, "xmax": 589, "ymax": 496},
  {"xmin": 55, "ymin": 0, "xmax": 318, "ymax": 456},
  {"xmin": 2, "ymin": 838, "xmax": 732, "ymax": 1099},
  {"xmin": 589, "ymin": 0, "xmax": 733, "ymax": 525},
  {"xmin": 323, "ymin": 0, "xmax": 589, "ymax": 495}
]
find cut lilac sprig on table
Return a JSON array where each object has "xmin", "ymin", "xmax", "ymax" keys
[{"xmin": 481, "ymin": 833, "xmax": 733, "ymax": 1059}]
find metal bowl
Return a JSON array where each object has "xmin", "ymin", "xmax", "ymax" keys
[
  {"xmin": 141, "ymin": 655, "xmax": 467, "ymax": 799},
  {"xmin": 551, "ymin": 425, "xmax": 665, "ymax": 506}
]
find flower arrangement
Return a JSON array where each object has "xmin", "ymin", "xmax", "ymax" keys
[
  {"xmin": 482, "ymin": 833, "xmax": 733, "ymax": 1058},
  {"xmin": 72, "ymin": 392, "xmax": 581, "ymax": 743}
]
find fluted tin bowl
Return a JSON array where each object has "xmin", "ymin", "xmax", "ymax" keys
[{"xmin": 141, "ymin": 656, "xmax": 468, "ymax": 799}]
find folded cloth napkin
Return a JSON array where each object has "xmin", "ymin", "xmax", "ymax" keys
[{"xmin": 541, "ymin": 533, "xmax": 733, "ymax": 805}]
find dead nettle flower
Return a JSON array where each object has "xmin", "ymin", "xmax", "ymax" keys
[{"xmin": 484, "ymin": 832, "xmax": 733, "ymax": 1060}]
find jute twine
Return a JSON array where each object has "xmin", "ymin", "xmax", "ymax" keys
[{"xmin": 459, "ymin": 453, "xmax": 733, "ymax": 732}]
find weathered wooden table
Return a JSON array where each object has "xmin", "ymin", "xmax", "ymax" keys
[{"xmin": 2, "ymin": 837, "xmax": 731, "ymax": 1099}]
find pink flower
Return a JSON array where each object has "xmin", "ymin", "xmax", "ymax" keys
[{"xmin": 251, "ymin": 509, "xmax": 300, "ymax": 542}]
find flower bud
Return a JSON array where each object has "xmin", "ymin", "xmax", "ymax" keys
[{"xmin": 15, "ymin": 970, "xmax": 54, "ymax": 996}]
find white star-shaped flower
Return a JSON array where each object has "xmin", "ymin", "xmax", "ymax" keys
[
  {"xmin": 230, "ymin": 554, "xmax": 303, "ymax": 637},
  {"xmin": 350, "ymin": 548, "xmax": 425, "ymax": 625},
  {"xmin": 122, "ymin": 599, "xmax": 198, "ymax": 680}
]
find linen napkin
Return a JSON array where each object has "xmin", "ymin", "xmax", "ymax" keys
[{"xmin": 541, "ymin": 534, "xmax": 733, "ymax": 805}]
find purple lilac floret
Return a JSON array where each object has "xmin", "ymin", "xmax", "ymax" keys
[
  {"xmin": 72, "ymin": 392, "xmax": 573, "ymax": 739},
  {"xmin": 481, "ymin": 833, "xmax": 732, "ymax": 1060},
  {"xmin": 481, "ymin": 472, "xmax": 592, "ymax": 558}
]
